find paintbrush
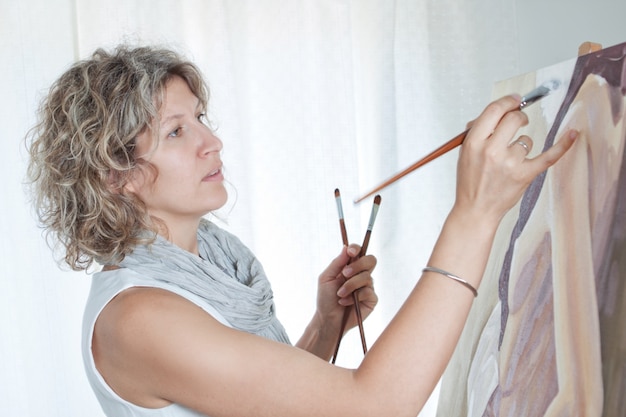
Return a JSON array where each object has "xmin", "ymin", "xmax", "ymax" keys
[
  {"xmin": 353, "ymin": 80, "xmax": 561, "ymax": 203},
  {"xmin": 352, "ymin": 194, "xmax": 382, "ymax": 353},
  {"xmin": 331, "ymin": 188, "xmax": 362, "ymax": 363},
  {"xmin": 331, "ymin": 192, "xmax": 382, "ymax": 363}
]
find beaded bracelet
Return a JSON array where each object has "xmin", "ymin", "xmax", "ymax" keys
[{"xmin": 422, "ymin": 266, "xmax": 478, "ymax": 297}]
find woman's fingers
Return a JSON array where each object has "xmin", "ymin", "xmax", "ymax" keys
[
  {"xmin": 509, "ymin": 136, "xmax": 533, "ymax": 158},
  {"xmin": 523, "ymin": 129, "xmax": 578, "ymax": 177},
  {"xmin": 318, "ymin": 246, "xmax": 352, "ymax": 284},
  {"xmin": 338, "ymin": 270, "xmax": 374, "ymax": 296},
  {"xmin": 465, "ymin": 95, "xmax": 523, "ymax": 145},
  {"xmin": 338, "ymin": 286, "xmax": 378, "ymax": 308},
  {"xmin": 337, "ymin": 254, "xmax": 376, "ymax": 296}
]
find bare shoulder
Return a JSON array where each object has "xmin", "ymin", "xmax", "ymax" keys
[
  {"xmin": 95, "ymin": 286, "xmax": 207, "ymax": 349},
  {"xmin": 92, "ymin": 287, "xmax": 227, "ymax": 408},
  {"xmin": 96, "ymin": 286, "xmax": 206, "ymax": 335}
]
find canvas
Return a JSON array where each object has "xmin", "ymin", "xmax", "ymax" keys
[{"xmin": 436, "ymin": 42, "xmax": 626, "ymax": 417}]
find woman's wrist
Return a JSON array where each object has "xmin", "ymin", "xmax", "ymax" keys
[
  {"xmin": 426, "ymin": 206, "xmax": 501, "ymax": 291},
  {"xmin": 296, "ymin": 311, "xmax": 339, "ymax": 360}
]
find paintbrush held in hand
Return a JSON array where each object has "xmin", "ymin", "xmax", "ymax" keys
[
  {"xmin": 353, "ymin": 80, "xmax": 561, "ymax": 203},
  {"xmin": 331, "ymin": 190, "xmax": 381, "ymax": 363}
]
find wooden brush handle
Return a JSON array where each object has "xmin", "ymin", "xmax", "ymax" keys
[{"xmin": 354, "ymin": 129, "xmax": 469, "ymax": 203}]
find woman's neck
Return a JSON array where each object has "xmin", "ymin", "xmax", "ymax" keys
[{"xmin": 154, "ymin": 216, "xmax": 202, "ymax": 255}]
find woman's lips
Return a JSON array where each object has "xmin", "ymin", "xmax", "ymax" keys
[{"xmin": 202, "ymin": 168, "xmax": 223, "ymax": 182}]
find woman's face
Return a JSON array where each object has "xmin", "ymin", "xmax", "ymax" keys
[{"xmin": 125, "ymin": 76, "xmax": 226, "ymax": 228}]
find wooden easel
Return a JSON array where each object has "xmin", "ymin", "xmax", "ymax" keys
[{"xmin": 578, "ymin": 41, "xmax": 602, "ymax": 56}]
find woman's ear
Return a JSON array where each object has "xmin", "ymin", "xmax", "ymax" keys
[
  {"xmin": 122, "ymin": 174, "xmax": 139, "ymax": 194},
  {"xmin": 120, "ymin": 163, "xmax": 153, "ymax": 195},
  {"xmin": 106, "ymin": 168, "xmax": 137, "ymax": 195}
]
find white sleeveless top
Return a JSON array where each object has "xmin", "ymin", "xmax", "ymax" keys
[{"xmin": 82, "ymin": 268, "xmax": 232, "ymax": 417}]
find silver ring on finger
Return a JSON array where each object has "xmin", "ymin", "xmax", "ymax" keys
[{"xmin": 514, "ymin": 139, "xmax": 530, "ymax": 155}]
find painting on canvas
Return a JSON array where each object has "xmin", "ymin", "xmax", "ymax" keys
[{"xmin": 437, "ymin": 42, "xmax": 626, "ymax": 417}]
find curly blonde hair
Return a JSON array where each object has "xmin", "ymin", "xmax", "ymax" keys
[{"xmin": 27, "ymin": 45, "xmax": 210, "ymax": 271}]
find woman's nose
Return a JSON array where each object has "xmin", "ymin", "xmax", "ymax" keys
[{"xmin": 200, "ymin": 128, "xmax": 223, "ymax": 156}]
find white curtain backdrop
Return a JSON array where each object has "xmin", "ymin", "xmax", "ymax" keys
[{"xmin": 2, "ymin": 0, "xmax": 623, "ymax": 416}]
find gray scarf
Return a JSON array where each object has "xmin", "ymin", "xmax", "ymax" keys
[{"xmin": 119, "ymin": 218, "xmax": 291, "ymax": 344}]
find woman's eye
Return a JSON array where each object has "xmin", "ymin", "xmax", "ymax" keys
[{"xmin": 168, "ymin": 127, "xmax": 182, "ymax": 137}]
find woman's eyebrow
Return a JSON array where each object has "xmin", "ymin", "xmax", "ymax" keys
[
  {"xmin": 161, "ymin": 113, "xmax": 184, "ymax": 126},
  {"xmin": 161, "ymin": 99, "xmax": 202, "ymax": 126}
]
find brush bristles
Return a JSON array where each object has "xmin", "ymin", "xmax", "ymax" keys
[{"xmin": 543, "ymin": 79, "xmax": 561, "ymax": 92}]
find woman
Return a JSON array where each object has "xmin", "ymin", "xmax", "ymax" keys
[{"xmin": 27, "ymin": 45, "xmax": 577, "ymax": 417}]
